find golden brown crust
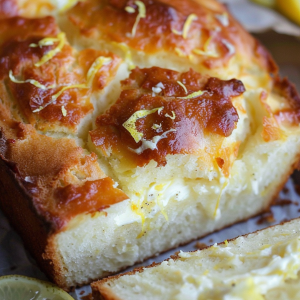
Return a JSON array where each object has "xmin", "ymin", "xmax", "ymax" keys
[
  {"xmin": 0, "ymin": 16, "xmax": 57, "ymax": 44},
  {"xmin": 0, "ymin": 151, "xmax": 59, "ymax": 285},
  {"xmin": 90, "ymin": 67, "xmax": 245, "ymax": 167},
  {"xmin": 272, "ymin": 77, "xmax": 300, "ymax": 125},
  {"xmin": 0, "ymin": 16, "xmax": 121, "ymax": 133},
  {"xmin": 0, "ymin": 124, "xmax": 128, "ymax": 230},
  {"xmin": 67, "ymin": 0, "xmax": 268, "ymax": 70},
  {"xmin": 254, "ymin": 40, "xmax": 278, "ymax": 75}
]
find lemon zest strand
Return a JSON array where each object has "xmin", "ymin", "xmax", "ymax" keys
[
  {"xmin": 123, "ymin": 107, "xmax": 163, "ymax": 143},
  {"xmin": 9, "ymin": 70, "xmax": 52, "ymax": 90},
  {"xmin": 131, "ymin": 1, "xmax": 146, "ymax": 37},
  {"xmin": 165, "ymin": 111, "xmax": 176, "ymax": 120},
  {"xmin": 125, "ymin": 6, "xmax": 135, "ymax": 13},
  {"xmin": 193, "ymin": 36, "xmax": 219, "ymax": 58},
  {"xmin": 177, "ymin": 81, "xmax": 188, "ymax": 94},
  {"xmin": 61, "ymin": 106, "xmax": 67, "ymax": 117},
  {"xmin": 33, "ymin": 84, "xmax": 88, "ymax": 113},
  {"xmin": 175, "ymin": 47, "xmax": 186, "ymax": 57},
  {"xmin": 51, "ymin": 84, "xmax": 88, "ymax": 101},
  {"xmin": 152, "ymin": 123, "xmax": 162, "ymax": 130},
  {"xmin": 34, "ymin": 32, "xmax": 66, "ymax": 67},
  {"xmin": 86, "ymin": 56, "xmax": 112, "ymax": 87},
  {"xmin": 183, "ymin": 14, "xmax": 198, "ymax": 39},
  {"xmin": 29, "ymin": 37, "xmax": 60, "ymax": 48},
  {"xmin": 172, "ymin": 28, "xmax": 182, "ymax": 35},
  {"xmin": 112, "ymin": 42, "xmax": 135, "ymax": 70},
  {"xmin": 178, "ymin": 90, "xmax": 205, "ymax": 99}
]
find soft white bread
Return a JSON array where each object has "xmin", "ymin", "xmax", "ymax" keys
[
  {"xmin": 92, "ymin": 218, "xmax": 300, "ymax": 300},
  {"xmin": 1, "ymin": 0, "xmax": 300, "ymax": 291}
]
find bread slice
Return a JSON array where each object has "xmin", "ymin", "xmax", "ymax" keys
[
  {"xmin": 92, "ymin": 218, "xmax": 300, "ymax": 300},
  {"xmin": 1, "ymin": 0, "xmax": 300, "ymax": 291}
]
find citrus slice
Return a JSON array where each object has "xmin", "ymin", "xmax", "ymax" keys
[
  {"xmin": 276, "ymin": 0, "xmax": 300, "ymax": 26},
  {"xmin": 0, "ymin": 275, "xmax": 74, "ymax": 300}
]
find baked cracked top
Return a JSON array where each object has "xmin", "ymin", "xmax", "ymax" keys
[
  {"xmin": 91, "ymin": 67, "xmax": 245, "ymax": 167},
  {"xmin": 0, "ymin": 0, "xmax": 299, "ymax": 231}
]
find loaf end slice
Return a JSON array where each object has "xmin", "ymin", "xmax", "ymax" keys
[{"xmin": 92, "ymin": 218, "xmax": 300, "ymax": 300}]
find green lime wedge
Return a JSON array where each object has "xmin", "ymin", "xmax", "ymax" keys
[{"xmin": 0, "ymin": 275, "xmax": 74, "ymax": 300}]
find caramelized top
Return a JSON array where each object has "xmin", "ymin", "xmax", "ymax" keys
[
  {"xmin": 0, "ymin": 16, "xmax": 121, "ymax": 133},
  {"xmin": 67, "ymin": 0, "xmax": 276, "ymax": 72},
  {"xmin": 0, "ymin": 122, "xmax": 128, "ymax": 231},
  {"xmin": 90, "ymin": 67, "xmax": 245, "ymax": 167}
]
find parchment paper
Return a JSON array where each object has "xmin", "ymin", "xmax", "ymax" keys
[{"xmin": 0, "ymin": 1, "xmax": 300, "ymax": 299}]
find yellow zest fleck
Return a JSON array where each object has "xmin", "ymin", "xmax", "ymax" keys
[
  {"xmin": 34, "ymin": 32, "xmax": 66, "ymax": 67},
  {"xmin": 172, "ymin": 14, "xmax": 197, "ymax": 38},
  {"xmin": 86, "ymin": 56, "xmax": 112, "ymax": 88},
  {"xmin": 131, "ymin": 1, "xmax": 146, "ymax": 37},
  {"xmin": 153, "ymin": 182, "xmax": 170, "ymax": 222},
  {"xmin": 177, "ymin": 81, "xmax": 188, "ymax": 94},
  {"xmin": 178, "ymin": 90, "xmax": 205, "ymax": 99},
  {"xmin": 165, "ymin": 111, "xmax": 176, "ymax": 120},
  {"xmin": 155, "ymin": 184, "xmax": 165, "ymax": 191},
  {"xmin": 125, "ymin": 6, "xmax": 135, "ymax": 13},
  {"xmin": 261, "ymin": 244, "xmax": 271, "ymax": 250},
  {"xmin": 131, "ymin": 202, "xmax": 145, "ymax": 239},
  {"xmin": 188, "ymin": 54, "xmax": 197, "ymax": 63},
  {"xmin": 33, "ymin": 84, "xmax": 87, "ymax": 113},
  {"xmin": 9, "ymin": 70, "xmax": 50, "ymax": 90},
  {"xmin": 175, "ymin": 47, "xmax": 186, "ymax": 57},
  {"xmin": 171, "ymin": 28, "xmax": 182, "ymax": 35},
  {"xmin": 214, "ymin": 180, "xmax": 228, "ymax": 218},
  {"xmin": 193, "ymin": 36, "xmax": 219, "ymax": 58},
  {"xmin": 224, "ymin": 240, "xmax": 229, "ymax": 246},
  {"xmin": 61, "ymin": 106, "xmax": 67, "ymax": 117},
  {"xmin": 123, "ymin": 107, "xmax": 163, "ymax": 143},
  {"xmin": 152, "ymin": 123, "xmax": 161, "ymax": 130},
  {"xmin": 30, "ymin": 37, "xmax": 60, "ymax": 48},
  {"xmin": 51, "ymin": 84, "xmax": 88, "ymax": 101},
  {"xmin": 112, "ymin": 42, "xmax": 135, "ymax": 70},
  {"xmin": 183, "ymin": 14, "xmax": 198, "ymax": 39},
  {"xmin": 157, "ymin": 190, "xmax": 168, "ymax": 222}
]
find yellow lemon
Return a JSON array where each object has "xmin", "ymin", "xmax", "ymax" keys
[
  {"xmin": 0, "ymin": 275, "xmax": 74, "ymax": 300},
  {"xmin": 276, "ymin": 0, "xmax": 300, "ymax": 26},
  {"xmin": 251, "ymin": 0, "xmax": 276, "ymax": 8}
]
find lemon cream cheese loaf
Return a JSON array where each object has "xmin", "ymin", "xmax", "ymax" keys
[
  {"xmin": 1, "ymin": 0, "xmax": 300, "ymax": 291},
  {"xmin": 92, "ymin": 218, "xmax": 300, "ymax": 300}
]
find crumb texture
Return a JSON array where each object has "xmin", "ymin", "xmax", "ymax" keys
[{"xmin": 0, "ymin": 0, "xmax": 300, "ymax": 290}]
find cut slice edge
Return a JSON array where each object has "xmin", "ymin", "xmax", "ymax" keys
[{"xmin": 91, "ymin": 217, "xmax": 300, "ymax": 300}]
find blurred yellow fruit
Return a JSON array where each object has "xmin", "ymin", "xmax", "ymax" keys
[
  {"xmin": 251, "ymin": 0, "xmax": 276, "ymax": 8},
  {"xmin": 276, "ymin": 0, "xmax": 300, "ymax": 26},
  {"xmin": 251, "ymin": 0, "xmax": 300, "ymax": 25},
  {"xmin": 0, "ymin": 275, "xmax": 74, "ymax": 300}
]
